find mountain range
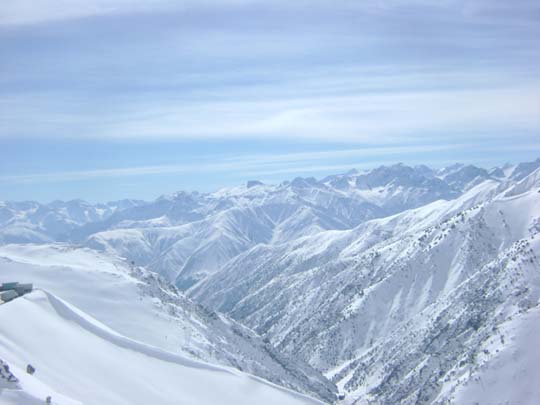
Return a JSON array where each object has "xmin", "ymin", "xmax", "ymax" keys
[{"xmin": 1, "ymin": 158, "xmax": 539, "ymax": 403}]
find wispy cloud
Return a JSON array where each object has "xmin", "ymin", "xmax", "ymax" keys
[
  {"xmin": 3, "ymin": 1, "xmax": 539, "ymax": 26},
  {"xmin": 1, "ymin": 0, "xmax": 539, "ymax": 200},
  {"xmin": 0, "ymin": 0, "xmax": 190, "ymax": 26},
  {"xmin": 2, "ymin": 81, "xmax": 538, "ymax": 142},
  {"xmin": 0, "ymin": 145, "xmax": 439, "ymax": 182},
  {"xmin": 1, "ymin": 0, "xmax": 538, "ymax": 142},
  {"xmin": 1, "ymin": 142, "xmax": 534, "ymax": 185}
]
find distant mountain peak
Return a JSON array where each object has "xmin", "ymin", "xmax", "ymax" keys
[
  {"xmin": 290, "ymin": 177, "xmax": 318, "ymax": 188},
  {"xmin": 247, "ymin": 180, "xmax": 264, "ymax": 188}
]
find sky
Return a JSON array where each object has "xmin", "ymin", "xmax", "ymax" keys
[{"xmin": 1, "ymin": 0, "xmax": 539, "ymax": 202}]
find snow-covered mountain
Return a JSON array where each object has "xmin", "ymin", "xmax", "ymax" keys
[
  {"xmin": 0, "ymin": 244, "xmax": 335, "ymax": 403},
  {"xmin": 0, "ymin": 289, "xmax": 324, "ymax": 405},
  {"xmin": 8, "ymin": 160, "xmax": 536, "ymax": 290},
  {"xmin": 1, "ymin": 158, "xmax": 540, "ymax": 404},
  {"xmin": 190, "ymin": 164, "xmax": 540, "ymax": 403},
  {"xmin": 0, "ymin": 199, "xmax": 144, "ymax": 244}
]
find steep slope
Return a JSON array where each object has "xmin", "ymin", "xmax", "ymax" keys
[
  {"xmin": 190, "ymin": 170, "xmax": 540, "ymax": 403},
  {"xmin": 437, "ymin": 304, "xmax": 540, "ymax": 404},
  {"xmin": 438, "ymin": 164, "xmax": 491, "ymax": 191},
  {"xmin": 5, "ymin": 161, "xmax": 526, "ymax": 292},
  {"xmin": 2, "ymin": 159, "xmax": 539, "ymax": 403},
  {"xmin": 0, "ymin": 244, "xmax": 336, "ymax": 403},
  {"xmin": 510, "ymin": 157, "xmax": 540, "ymax": 181},
  {"xmin": 0, "ymin": 199, "xmax": 143, "ymax": 244},
  {"xmin": 0, "ymin": 290, "xmax": 322, "ymax": 405},
  {"xmin": 82, "ymin": 182, "xmax": 381, "ymax": 288},
  {"xmin": 80, "ymin": 162, "xmax": 501, "ymax": 288}
]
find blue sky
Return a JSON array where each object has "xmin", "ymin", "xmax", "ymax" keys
[{"xmin": 1, "ymin": 0, "xmax": 539, "ymax": 202}]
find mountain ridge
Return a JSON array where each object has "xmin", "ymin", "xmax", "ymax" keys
[{"xmin": 2, "ymin": 158, "xmax": 540, "ymax": 403}]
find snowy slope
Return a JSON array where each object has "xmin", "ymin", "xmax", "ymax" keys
[
  {"xmin": 190, "ymin": 168, "xmax": 540, "ymax": 403},
  {"xmin": 437, "ymin": 305, "xmax": 540, "ymax": 404},
  {"xmin": 0, "ymin": 199, "xmax": 143, "ymax": 244},
  {"xmin": 76, "ymin": 162, "xmax": 521, "ymax": 288},
  {"xmin": 0, "ymin": 290, "xmax": 322, "ymax": 405},
  {"xmin": 2, "ymin": 159, "xmax": 540, "ymax": 404},
  {"xmin": 0, "ymin": 244, "xmax": 336, "ymax": 403},
  {"xmin": 3, "ymin": 161, "xmax": 519, "ymax": 289}
]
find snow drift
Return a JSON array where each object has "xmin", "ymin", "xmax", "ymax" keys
[{"xmin": 0, "ymin": 290, "xmax": 322, "ymax": 405}]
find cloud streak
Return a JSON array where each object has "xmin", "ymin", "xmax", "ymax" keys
[
  {"xmin": 1, "ymin": 0, "xmax": 539, "ymax": 142},
  {"xmin": 1, "ymin": 142, "xmax": 535, "ymax": 184},
  {"xmin": 1, "ymin": 0, "xmax": 539, "ymax": 200},
  {"xmin": 2, "ymin": 81, "xmax": 538, "ymax": 142}
]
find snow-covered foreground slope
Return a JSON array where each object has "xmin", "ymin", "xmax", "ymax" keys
[
  {"xmin": 441, "ymin": 305, "xmax": 540, "ymax": 404},
  {"xmin": 191, "ymin": 168, "xmax": 540, "ymax": 403},
  {"xmin": 0, "ymin": 245, "xmax": 336, "ymax": 403},
  {"xmin": 0, "ymin": 290, "xmax": 322, "ymax": 405}
]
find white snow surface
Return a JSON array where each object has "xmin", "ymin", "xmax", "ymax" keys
[
  {"xmin": 0, "ymin": 244, "xmax": 336, "ymax": 403},
  {"xmin": 2, "ymin": 159, "xmax": 540, "ymax": 404},
  {"xmin": 190, "ymin": 163, "xmax": 540, "ymax": 403},
  {"xmin": 442, "ymin": 306, "xmax": 540, "ymax": 404},
  {"xmin": 0, "ymin": 290, "xmax": 321, "ymax": 405}
]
